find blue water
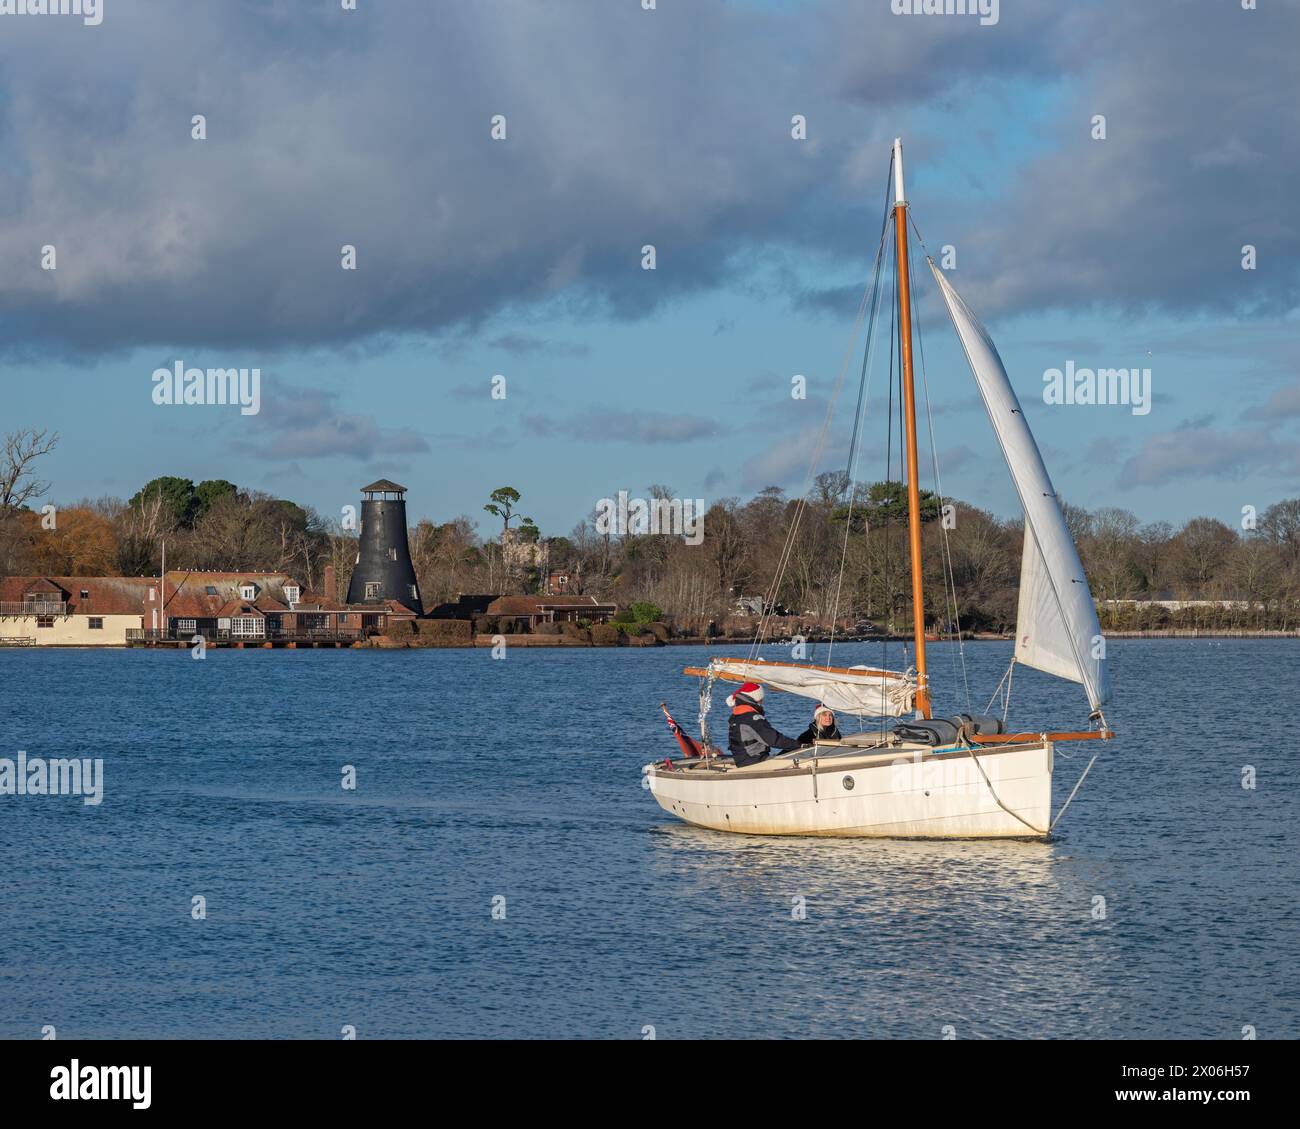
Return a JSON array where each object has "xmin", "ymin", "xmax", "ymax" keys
[{"xmin": 1, "ymin": 639, "xmax": 1296, "ymax": 1039}]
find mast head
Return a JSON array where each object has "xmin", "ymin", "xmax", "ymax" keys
[{"xmin": 892, "ymin": 137, "xmax": 906, "ymax": 206}]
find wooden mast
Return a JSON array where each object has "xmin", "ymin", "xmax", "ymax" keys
[{"xmin": 892, "ymin": 138, "xmax": 930, "ymax": 718}]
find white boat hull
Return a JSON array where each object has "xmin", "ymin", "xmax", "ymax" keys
[{"xmin": 644, "ymin": 741, "xmax": 1053, "ymax": 839}]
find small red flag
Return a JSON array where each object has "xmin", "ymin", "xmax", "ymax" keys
[{"xmin": 660, "ymin": 702, "xmax": 703, "ymax": 758}]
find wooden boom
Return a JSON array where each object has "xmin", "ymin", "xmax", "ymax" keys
[
  {"xmin": 682, "ymin": 661, "xmax": 902, "ymax": 683},
  {"xmin": 970, "ymin": 730, "xmax": 1115, "ymax": 744}
]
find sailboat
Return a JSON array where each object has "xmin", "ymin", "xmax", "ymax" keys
[{"xmin": 643, "ymin": 139, "xmax": 1113, "ymax": 839}]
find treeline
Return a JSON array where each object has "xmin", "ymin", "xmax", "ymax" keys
[
  {"xmin": 4, "ymin": 428, "xmax": 1300, "ymax": 631},
  {"xmin": 0, "ymin": 447, "xmax": 535, "ymax": 607},
  {"xmin": 555, "ymin": 475, "xmax": 1300, "ymax": 635},
  {"xmin": 0, "ymin": 473, "xmax": 343, "ymax": 591}
]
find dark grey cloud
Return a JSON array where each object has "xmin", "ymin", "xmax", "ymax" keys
[
  {"xmin": 0, "ymin": 0, "xmax": 1293, "ymax": 362},
  {"xmin": 0, "ymin": 0, "xmax": 832, "ymax": 356},
  {"xmin": 927, "ymin": 3, "xmax": 1300, "ymax": 318},
  {"xmin": 821, "ymin": 3, "xmax": 1090, "ymax": 107}
]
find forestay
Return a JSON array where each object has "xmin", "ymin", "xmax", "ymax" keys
[
  {"xmin": 707, "ymin": 658, "xmax": 916, "ymax": 717},
  {"xmin": 928, "ymin": 262, "xmax": 1111, "ymax": 712}
]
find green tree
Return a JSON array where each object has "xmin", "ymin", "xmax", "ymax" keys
[
  {"xmin": 484, "ymin": 486, "xmax": 532, "ymax": 539},
  {"xmin": 194, "ymin": 479, "xmax": 239, "ymax": 522},
  {"xmin": 629, "ymin": 601, "xmax": 663, "ymax": 623},
  {"xmin": 129, "ymin": 476, "xmax": 197, "ymax": 527},
  {"xmin": 834, "ymin": 480, "xmax": 941, "ymax": 529}
]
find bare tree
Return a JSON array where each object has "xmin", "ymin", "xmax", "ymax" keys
[
  {"xmin": 1260, "ymin": 499, "xmax": 1300, "ymax": 566},
  {"xmin": 313, "ymin": 528, "xmax": 353, "ymax": 600},
  {"xmin": 0, "ymin": 428, "xmax": 59, "ymax": 514},
  {"xmin": 113, "ymin": 488, "xmax": 169, "ymax": 575}
]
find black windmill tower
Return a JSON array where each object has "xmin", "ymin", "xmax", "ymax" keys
[{"xmin": 346, "ymin": 479, "xmax": 424, "ymax": 614}]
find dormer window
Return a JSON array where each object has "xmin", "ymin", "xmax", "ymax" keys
[
  {"xmin": 240, "ymin": 584, "xmax": 256, "ymax": 600},
  {"xmin": 284, "ymin": 586, "xmax": 300, "ymax": 605}
]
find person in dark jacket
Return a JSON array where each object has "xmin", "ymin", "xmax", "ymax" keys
[
  {"xmin": 727, "ymin": 682, "xmax": 801, "ymax": 768},
  {"xmin": 796, "ymin": 704, "xmax": 842, "ymax": 747}
]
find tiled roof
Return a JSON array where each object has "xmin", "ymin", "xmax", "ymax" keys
[
  {"xmin": 259, "ymin": 590, "xmax": 407, "ymax": 615},
  {"xmin": 162, "ymin": 572, "xmax": 296, "ymax": 618},
  {"xmin": 0, "ymin": 576, "xmax": 153, "ymax": 616},
  {"xmin": 487, "ymin": 595, "xmax": 614, "ymax": 615},
  {"xmin": 212, "ymin": 600, "xmax": 266, "ymax": 618},
  {"xmin": 23, "ymin": 577, "xmax": 65, "ymax": 594}
]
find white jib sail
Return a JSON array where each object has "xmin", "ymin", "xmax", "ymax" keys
[
  {"xmin": 928, "ymin": 261, "xmax": 1111, "ymax": 712},
  {"xmin": 709, "ymin": 658, "xmax": 916, "ymax": 717}
]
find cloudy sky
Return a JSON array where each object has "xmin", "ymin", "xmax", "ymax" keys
[{"xmin": 3, "ymin": 0, "xmax": 1297, "ymax": 535}]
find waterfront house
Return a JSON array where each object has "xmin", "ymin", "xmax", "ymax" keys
[
  {"xmin": 0, "ymin": 576, "xmax": 153, "ymax": 646},
  {"xmin": 485, "ymin": 594, "xmax": 616, "ymax": 628},
  {"xmin": 157, "ymin": 571, "xmax": 298, "ymax": 639},
  {"xmin": 0, "ymin": 571, "xmax": 420, "ymax": 647},
  {"xmin": 423, "ymin": 593, "xmax": 498, "ymax": 620},
  {"xmin": 158, "ymin": 570, "xmax": 416, "ymax": 641}
]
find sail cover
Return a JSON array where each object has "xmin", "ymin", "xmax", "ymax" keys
[
  {"xmin": 928, "ymin": 261, "xmax": 1111, "ymax": 712},
  {"xmin": 707, "ymin": 658, "xmax": 915, "ymax": 717}
]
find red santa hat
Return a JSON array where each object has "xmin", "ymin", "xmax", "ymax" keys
[{"xmin": 726, "ymin": 681, "xmax": 764, "ymax": 708}]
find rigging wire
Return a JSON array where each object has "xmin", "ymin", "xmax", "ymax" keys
[
  {"xmin": 824, "ymin": 276, "xmax": 883, "ymax": 670},
  {"xmin": 748, "ymin": 159, "xmax": 896, "ymax": 662},
  {"xmin": 984, "ymin": 657, "xmax": 1016, "ymax": 724},
  {"xmin": 876, "ymin": 224, "xmax": 899, "ymax": 744},
  {"xmin": 825, "ymin": 174, "xmax": 894, "ymax": 670}
]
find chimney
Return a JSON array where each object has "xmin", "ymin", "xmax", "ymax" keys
[{"xmin": 324, "ymin": 564, "xmax": 337, "ymax": 602}]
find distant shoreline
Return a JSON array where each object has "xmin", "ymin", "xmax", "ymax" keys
[{"xmin": 7, "ymin": 628, "xmax": 1297, "ymax": 652}]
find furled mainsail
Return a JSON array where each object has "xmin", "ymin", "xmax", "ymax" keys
[
  {"xmin": 705, "ymin": 658, "xmax": 916, "ymax": 717},
  {"xmin": 928, "ymin": 261, "xmax": 1111, "ymax": 712}
]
